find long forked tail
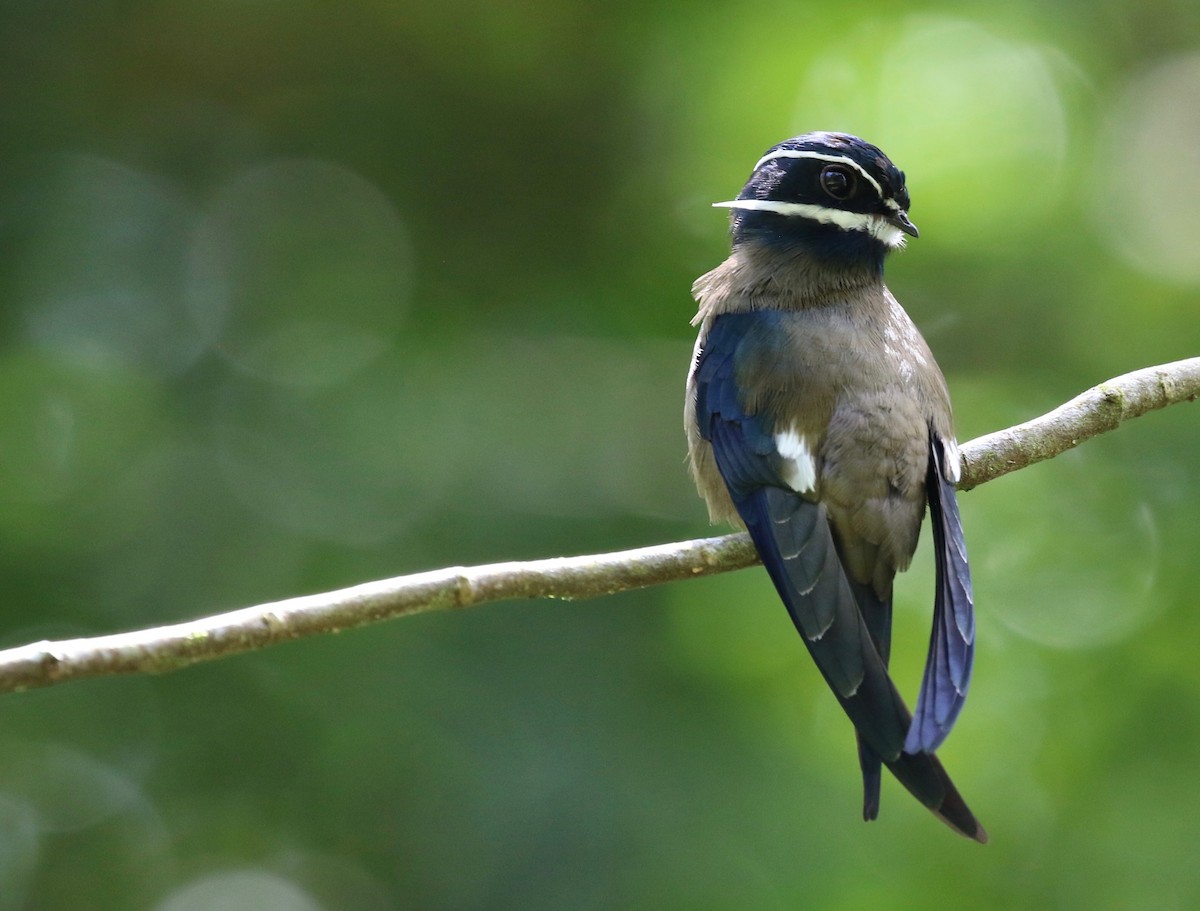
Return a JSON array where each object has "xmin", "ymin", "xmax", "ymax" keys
[{"xmin": 736, "ymin": 486, "xmax": 986, "ymax": 842}]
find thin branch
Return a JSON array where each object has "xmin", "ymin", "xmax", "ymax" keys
[
  {"xmin": 958, "ymin": 357, "xmax": 1200, "ymax": 490},
  {"xmin": 0, "ymin": 357, "xmax": 1196, "ymax": 697},
  {"xmin": 0, "ymin": 535, "xmax": 761, "ymax": 696}
]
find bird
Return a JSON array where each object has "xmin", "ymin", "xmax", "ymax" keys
[{"xmin": 684, "ymin": 132, "xmax": 984, "ymax": 842}]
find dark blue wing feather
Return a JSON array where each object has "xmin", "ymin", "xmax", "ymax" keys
[
  {"xmin": 694, "ymin": 313, "xmax": 985, "ymax": 841},
  {"xmin": 697, "ymin": 314, "xmax": 892, "ymax": 725},
  {"xmin": 905, "ymin": 431, "xmax": 975, "ymax": 754},
  {"xmin": 695, "ymin": 313, "xmax": 782, "ymax": 495}
]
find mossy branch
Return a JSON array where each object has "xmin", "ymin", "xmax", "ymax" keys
[{"xmin": 0, "ymin": 357, "xmax": 1195, "ymax": 697}]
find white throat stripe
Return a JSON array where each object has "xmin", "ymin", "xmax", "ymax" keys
[
  {"xmin": 753, "ymin": 150, "xmax": 889, "ymax": 202},
  {"xmin": 712, "ymin": 199, "xmax": 907, "ymax": 248}
]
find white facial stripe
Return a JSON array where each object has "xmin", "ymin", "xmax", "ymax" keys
[
  {"xmin": 752, "ymin": 150, "xmax": 887, "ymax": 202},
  {"xmin": 713, "ymin": 199, "xmax": 907, "ymax": 248},
  {"xmin": 775, "ymin": 427, "xmax": 817, "ymax": 494}
]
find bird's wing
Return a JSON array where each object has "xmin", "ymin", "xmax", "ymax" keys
[
  {"xmin": 905, "ymin": 430, "xmax": 975, "ymax": 754},
  {"xmin": 694, "ymin": 312, "xmax": 906, "ymax": 755},
  {"xmin": 694, "ymin": 314, "xmax": 986, "ymax": 842}
]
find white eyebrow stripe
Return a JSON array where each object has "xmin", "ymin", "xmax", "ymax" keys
[
  {"xmin": 752, "ymin": 149, "xmax": 887, "ymax": 202},
  {"xmin": 712, "ymin": 199, "xmax": 907, "ymax": 248}
]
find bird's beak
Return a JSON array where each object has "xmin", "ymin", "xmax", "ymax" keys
[{"xmin": 886, "ymin": 210, "xmax": 920, "ymax": 238}]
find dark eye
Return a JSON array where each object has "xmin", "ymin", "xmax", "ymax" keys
[{"xmin": 819, "ymin": 165, "xmax": 855, "ymax": 200}]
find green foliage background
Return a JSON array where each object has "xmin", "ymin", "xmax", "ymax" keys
[{"xmin": 1, "ymin": 2, "xmax": 1198, "ymax": 908}]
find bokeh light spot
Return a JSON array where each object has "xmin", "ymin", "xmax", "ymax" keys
[
  {"xmin": 1093, "ymin": 54, "xmax": 1200, "ymax": 286},
  {"xmin": 21, "ymin": 155, "xmax": 210, "ymax": 375},
  {"xmin": 1, "ymin": 742, "xmax": 151, "ymax": 834},
  {"xmin": 797, "ymin": 17, "xmax": 1070, "ymax": 242},
  {"xmin": 0, "ymin": 794, "xmax": 40, "ymax": 909},
  {"xmin": 0, "ymin": 353, "xmax": 161, "ymax": 547},
  {"xmin": 156, "ymin": 870, "xmax": 323, "ymax": 911},
  {"xmin": 969, "ymin": 452, "xmax": 1160, "ymax": 649},
  {"xmin": 188, "ymin": 159, "xmax": 412, "ymax": 389}
]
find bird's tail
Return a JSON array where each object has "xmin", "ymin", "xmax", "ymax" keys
[
  {"xmin": 836, "ymin": 526, "xmax": 986, "ymax": 842},
  {"xmin": 881, "ymin": 743, "xmax": 988, "ymax": 843},
  {"xmin": 738, "ymin": 487, "xmax": 987, "ymax": 842},
  {"xmin": 845, "ymin": 574, "xmax": 986, "ymax": 842},
  {"xmin": 844, "ymin": 690, "xmax": 984, "ymax": 841},
  {"xmin": 844, "ymin": 575, "xmax": 891, "ymax": 824},
  {"xmin": 856, "ymin": 735, "xmax": 884, "ymax": 821}
]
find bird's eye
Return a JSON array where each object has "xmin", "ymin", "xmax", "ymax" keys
[{"xmin": 819, "ymin": 165, "xmax": 855, "ymax": 200}]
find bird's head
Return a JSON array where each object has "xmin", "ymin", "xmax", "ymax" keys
[{"xmin": 715, "ymin": 132, "xmax": 918, "ymax": 267}]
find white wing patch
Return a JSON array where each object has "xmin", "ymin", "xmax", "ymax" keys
[
  {"xmin": 943, "ymin": 437, "xmax": 963, "ymax": 483},
  {"xmin": 775, "ymin": 427, "xmax": 817, "ymax": 493}
]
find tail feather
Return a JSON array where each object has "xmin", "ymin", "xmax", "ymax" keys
[
  {"xmin": 737, "ymin": 486, "xmax": 986, "ymax": 842},
  {"xmin": 843, "ymin": 573, "xmax": 892, "ymax": 823},
  {"xmin": 856, "ymin": 735, "xmax": 883, "ymax": 821},
  {"xmin": 884, "ymin": 748, "xmax": 988, "ymax": 843}
]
